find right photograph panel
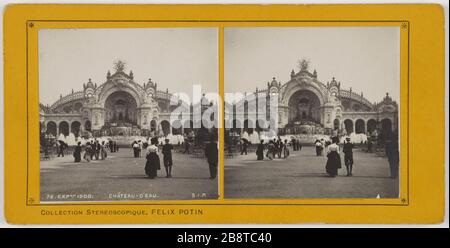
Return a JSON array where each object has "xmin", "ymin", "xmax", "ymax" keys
[{"xmin": 224, "ymin": 26, "xmax": 400, "ymax": 199}]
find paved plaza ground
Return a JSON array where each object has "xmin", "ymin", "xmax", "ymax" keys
[
  {"xmin": 41, "ymin": 148, "xmax": 218, "ymax": 202},
  {"xmin": 225, "ymin": 146, "xmax": 399, "ymax": 199}
]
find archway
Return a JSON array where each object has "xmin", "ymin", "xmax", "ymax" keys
[
  {"xmin": 160, "ymin": 120, "xmax": 171, "ymax": 136},
  {"xmin": 367, "ymin": 119, "xmax": 377, "ymax": 133},
  {"xmin": 344, "ymin": 119, "xmax": 354, "ymax": 134},
  {"xmin": 355, "ymin": 119, "xmax": 365, "ymax": 134},
  {"xmin": 150, "ymin": 119, "xmax": 157, "ymax": 132},
  {"xmin": 46, "ymin": 121, "xmax": 57, "ymax": 137},
  {"xmin": 381, "ymin": 118, "xmax": 392, "ymax": 135},
  {"xmin": 288, "ymin": 90, "xmax": 322, "ymax": 124},
  {"xmin": 71, "ymin": 121, "xmax": 81, "ymax": 137},
  {"xmin": 104, "ymin": 91, "xmax": 138, "ymax": 125},
  {"xmin": 58, "ymin": 121, "xmax": 69, "ymax": 136},
  {"xmin": 333, "ymin": 119, "xmax": 340, "ymax": 130},
  {"xmin": 85, "ymin": 120, "xmax": 91, "ymax": 132}
]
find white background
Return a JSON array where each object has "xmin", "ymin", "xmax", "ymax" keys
[{"xmin": 0, "ymin": 0, "xmax": 448, "ymax": 228}]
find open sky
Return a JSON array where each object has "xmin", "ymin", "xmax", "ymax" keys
[
  {"xmin": 39, "ymin": 28, "xmax": 218, "ymax": 105},
  {"xmin": 225, "ymin": 27, "xmax": 400, "ymax": 103}
]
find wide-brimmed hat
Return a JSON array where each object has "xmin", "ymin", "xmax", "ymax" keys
[
  {"xmin": 150, "ymin": 137, "xmax": 159, "ymax": 145},
  {"xmin": 346, "ymin": 137, "xmax": 351, "ymax": 141},
  {"xmin": 331, "ymin": 136, "xmax": 339, "ymax": 143}
]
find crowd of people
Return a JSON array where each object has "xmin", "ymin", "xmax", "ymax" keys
[
  {"xmin": 255, "ymin": 138, "xmax": 296, "ymax": 160},
  {"xmin": 240, "ymin": 133, "xmax": 399, "ymax": 179},
  {"xmin": 64, "ymin": 133, "xmax": 219, "ymax": 180},
  {"xmin": 71, "ymin": 139, "xmax": 119, "ymax": 163},
  {"xmin": 64, "ymin": 130, "xmax": 399, "ymax": 180}
]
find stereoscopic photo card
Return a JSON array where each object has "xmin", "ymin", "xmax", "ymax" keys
[{"xmin": 3, "ymin": 4, "xmax": 445, "ymax": 224}]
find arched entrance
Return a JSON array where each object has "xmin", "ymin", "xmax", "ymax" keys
[
  {"xmin": 288, "ymin": 90, "xmax": 322, "ymax": 124},
  {"xmin": 355, "ymin": 119, "xmax": 365, "ymax": 134},
  {"xmin": 150, "ymin": 119, "xmax": 157, "ymax": 132},
  {"xmin": 367, "ymin": 119, "xmax": 377, "ymax": 133},
  {"xmin": 344, "ymin": 119, "xmax": 354, "ymax": 134},
  {"xmin": 46, "ymin": 121, "xmax": 57, "ymax": 137},
  {"xmin": 160, "ymin": 120, "xmax": 171, "ymax": 136},
  {"xmin": 59, "ymin": 121, "xmax": 69, "ymax": 136},
  {"xmin": 85, "ymin": 120, "xmax": 91, "ymax": 131},
  {"xmin": 333, "ymin": 119, "xmax": 340, "ymax": 130},
  {"xmin": 104, "ymin": 91, "xmax": 138, "ymax": 126},
  {"xmin": 71, "ymin": 121, "xmax": 81, "ymax": 137},
  {"xmin": 381, "ymin": 118, "xmax": 392, "ymax": 135}
]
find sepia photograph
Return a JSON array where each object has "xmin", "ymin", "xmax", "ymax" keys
[
  {"xmin": 38, "ymin": 28, "xmax": 219, "ymax": 202},
  {"xmin": 2, "ymin": 3, "xmax": 446, "ymax": 226},
  {"xmin": 224, "ymin": 27, "xmax": 400, "ymax": 199}
]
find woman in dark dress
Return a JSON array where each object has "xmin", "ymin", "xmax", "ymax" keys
[
  {"xmin": 132, "ymin": 141, "xmax": 140, "ymax": 158},
  {"xmin": 325, "ymin": 136, "xmax": 342, "ymax": 177},
  {"xmin": 84, "ymin": 143, "xmax": 91, "ymax": 162},
  {"xmin": 266, "ymin": 140, "xmax": 275, "ymax": 160},
  {"xmin": 256, "ymin": 140, "xmax": 265, "ymax": 160},
  {"xmin": 145, "ymin": 137, "xmax": 161, "ymax": 179},
  {"xmin": 283, "ymin": 139, "xmax": 290, "ymax": 158},
  {"xmin": 73, "ymin": 142, "xmax": 82, "ymax": 162}
]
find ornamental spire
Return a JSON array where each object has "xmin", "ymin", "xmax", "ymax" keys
[
  {"xmin": 129, "ymin": 70, "xmax": 134, "ymax": 79},
  {"xmin": 113, "ymin": 60, "xmax": 126, "ymax": 72}
]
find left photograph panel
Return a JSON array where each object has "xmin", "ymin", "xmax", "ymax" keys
[{"xmin": 38, "ymin": 28, "xmax": 219, "ymax": 202}]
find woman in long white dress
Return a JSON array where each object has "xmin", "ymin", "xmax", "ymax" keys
[{"xmin": 325, "ymin": 136, "xmax": 342, "ymax": 177}]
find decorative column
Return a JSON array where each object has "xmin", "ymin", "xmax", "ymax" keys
[
  {"xmin": 277, "ymin": 105, "xmax": 289, "ymax": 129},
  {"xmin": 91, "ymin": 108, "xmax": 105, "ymax": 131},
  {"xmin": 351, "ymin": 119, "xmax": 355, "ymax": 134},
  {"xmin": 321, "ymin": 104, "xmax": 334, "ymax": 129},
  {"xmin": 366, "ymin": 120, "xmax": 370, "ymax": 134},
  {"xmin": 139, "ymin": 108, "xmax": 151, "ymax": 130}
]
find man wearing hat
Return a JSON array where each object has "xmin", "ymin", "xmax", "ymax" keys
[
  {"xmin": 205, "ymin": 135, "xmax": 218, "ymax": 179},
  {"xmin": 162, "ymin": 138, "xmax": 174, "ymax": 178},
  {"xmin": 385, "ymin": 132, "xmax": 399, "ymax": 179},
  {"xmin": 343, "ymin": 136, "xmax": 354, "ymax": 176}
]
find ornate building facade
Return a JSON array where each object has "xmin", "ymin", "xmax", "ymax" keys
[
  {"xmin": 227, "ymin": 65, "xmax": 399, "ymax": 138},
  {"xmin": 40, "ymin": 62, "xmax": 212, "ymax": 139}
]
